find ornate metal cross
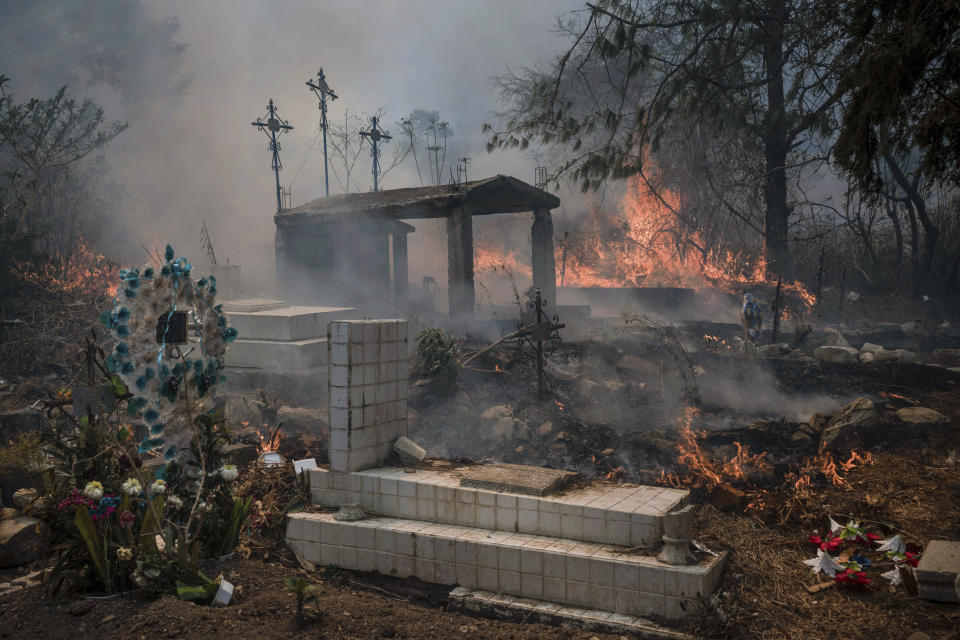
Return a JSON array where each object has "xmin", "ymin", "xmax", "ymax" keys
[
  {"xmin": 517, "ymin": 289, "xmax": 565, "ymax": 399},
  {"xmin": 359, "ymin": 115, "xmax": 391, "ymax": 192},
  {"xmin": 306, "ymin": 68, "xmax": 337, "ymax": 197},
  {"xmin": 250, "ymin": 98, "xmax": 294, "ymax": 212}
]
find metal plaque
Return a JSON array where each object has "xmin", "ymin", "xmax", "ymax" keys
[{"xmin": 156, "ymin": 310, "xmax": 188, "ymax": 344}]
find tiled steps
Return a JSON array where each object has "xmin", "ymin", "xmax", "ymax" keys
[
  {"xmin": 309, "ymin": 467, "xmax": 688, "ymax": 548},
  {"xmin": 286, "ymin": 512, "xmax": 726, "ymax": 621}
]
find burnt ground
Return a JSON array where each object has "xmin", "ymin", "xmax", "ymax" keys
[
  {"xmin": 3, "ymin": 291, "xmax": 960, "ymax": 639},
  {"xmin": 0, "ymin": 557, "xmax": 624, "ymax": 640}
]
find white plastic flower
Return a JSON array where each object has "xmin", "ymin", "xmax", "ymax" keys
[
  {"xmin": 166, "ymin": 494, "xmax": 183, "ymax": 509},
  {"xmin": 198, "ymin": 501, "xmax": 207, "ymax": 510},
  {"xmin": 116, "ymin": 547, "xmax": 133, "ymax": 561},
  {"xmin": 219, "ymin": 464, "xmax": 238, "ymax": 482},
  {"xmin": 149, "ymin": 479, "xmax": 167, "ymax": 497},
  {"xmin": 121, "ymin": 478, "xmax": 142, "ymax": 497},
  {"xmin": 83, "ymin": 481, "xmax": 104, "ymax": 501}
]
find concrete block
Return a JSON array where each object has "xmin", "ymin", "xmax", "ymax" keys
[
  {"xmin": 457, "ymin": 563, "xmax": 478, "ymax": 588},
  {"xmin": 338, "ymin": 545, "xmax": 357, "ymax": 567},
  {"xmin": 398, "ymin": 496, "xmax": 417, "ymax": 519},
  {"xmin": 331, "ymin": 365, "xmax": 348, "ymax": 387},
  {"xmin": 518, "ymin": 508, "xmax": 538, "ymax": 533},
  {"xmin": 356, "ymin": 548, "xmax": 376, "ymax": 572},
  {"xmin": 478, "ymin": 543, "xmax": 499, "ymax": 569},
  {"xmin": 320, "ymin": 543, "xmax": 338, "ymax": 565},
  {"xmin": 475, "ymin": 505, "xmax": 494, "ymax": 529},
  {"xmin": 496, "ymin": 507, "xmax": 517, "ymax": 531},
  {"xmin": 589, "ymin": 558, "xmax": 615, "ymax": 587},
  {"xmin": 478, "ymin": 567, "xmax": 499, "ymax": 592},
  {"xmin": 500, "ymin": 570, "xmax": 521, "ymax": 594},
  {"xmin": 614, "ymin": 563, "xmax": 639, "ymax": 590},
  {"xmin": 356, "ymin": 525, "xmax": 376, "ymax": 550},
  {"xmin": 521, "ymin": 573, "xmax": 544, "ymax": 599},
  {"xmin": 456, "ymin": 539, "xmax": 478, "ymax": 566},
  {"xmin": 375, "ymin": 528, "xmax": 394, "ymax": 553},
  {"xmin": 435, "ymin": 560, "xmax": 456, "ymax": 584},
  {"xmin": 376, "ymin": 550, "xmax": 395, "ymax": 575},
  {"xmin": 394, "ymin": 436, "xmax": 426, "ymax": 465},
  {"xmin": 521, "ymin": 549, "xmax": 543, "ymax": 574},
  {"xmin": 436, "ymin": 539, "xmax": 457, "ymax": 563},
  {"xmin": 499, "ymin": 547, "xmax": 521, "ymax": 573},
  {"xmin": 916, "ymin": 540, "xmax": 960, "ymax": 602}
]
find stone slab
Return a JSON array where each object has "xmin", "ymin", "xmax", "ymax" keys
[
  {"xmin": 460, "ymin": 463, "xmax": 579, "ymax": 496},
  {"xmin": 221, "ymin": 298, "xmax": 288, "ymax": 312},
  {"xmin": 915, "ymin": 540, "xmax": 960, "ymax": 603},
  {"xmin": 220, "ymin": 367, "xmax": 327, "ymax": 407},
  {"xmin": 448, "ymin": 587, "xmax": 695, "ymax": 639},
  {"xmin": 286, "ymin": 511, "xmax": 726, "ymax": 621},
  {"xmin": 226, "ymin": 336, "xmax": 327, "ymax": 369},
  {"xmin": 228, "ymin": 305, "xmax": 360, "ymax": 341}
]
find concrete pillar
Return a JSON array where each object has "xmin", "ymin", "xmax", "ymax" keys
[
  {"xmin": 531, "ymin": 208, "xmax": 557, "ymax": 306},
  {"xmin": 446, "ymin": 204, "xmax": 474, "ymax": 317},
  {"xmin": 274, "ymin": 225, "xmax": 294, "ymax": 301},
  {"xmin": 392, "ymin": 232, "xmax": 408, "ymax": 306}
]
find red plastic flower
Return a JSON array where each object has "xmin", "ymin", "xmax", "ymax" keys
[
  {"xmin": 904, "ymin": 551, "xmax": 920, "ymax": 567},
  {"xmin": 118, "ymin": 510, "xmax": 135, "ymax": 527},
  {"xmin": 866, "ymin": 532, "xmax": 881, "ymax": 542},
  {"xmin": 835, "ymin": 568, "xmax": 871, "ymax": 585}
]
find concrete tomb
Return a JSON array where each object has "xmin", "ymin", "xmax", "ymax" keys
[{"xmin": 285, "ymin": 319, "xmax": 726, "ymax": 625}]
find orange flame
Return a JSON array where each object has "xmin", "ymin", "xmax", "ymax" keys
[
  {"xmin": 477, "ymin": 175, "xmax": 816, "ymax": 314},
  {"xmin": 13, "ymin": 236, "xmax": 119, "ymax": 297},
  {"xmin": 668, "ymin": 407, "xmax": 771, "ymax": 490},
  {"xmin": 256, "ymin": 425, "xmax": 282, "ymax": 455}
]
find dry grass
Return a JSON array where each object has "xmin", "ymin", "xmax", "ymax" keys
[{"xmin": 690, "ymin": 447, "xmax": 960, "ymax": 640}]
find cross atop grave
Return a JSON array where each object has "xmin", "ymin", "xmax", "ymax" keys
[
  {"xmin": 250, "ymin": 98, "xmax": 294, "ymax": 212},
  {"xmin": 359, "ymin": 115, "xmax": 391, "ymax": 192},
  {"xmin": 306, "ymin": 68, "xmax": 337, "ymax": 197}
]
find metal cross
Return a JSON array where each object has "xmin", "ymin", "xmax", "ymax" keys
[
  {"xmin": 359, "ymin": 115, "xmax": 391, "ymax": 192},
  {"xmin": 250, "ymin": 98, "xmax": 294, "ymax": 212},
  {"xmin": 517, "ymin": 289, "xmax": 565, "ymax": 399},
  {"xmin": 306, "ymin": 68, "xmax": 337, "ymax": 197}
]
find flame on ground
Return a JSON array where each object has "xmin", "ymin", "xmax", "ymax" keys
[
  {"xmin": 13, "ymin": 236, "xmax": 119, "ymax": 297},
  {"xmin": 666, "ymin": 407, "xmax": 772, "ymax": 490},
  {"xmin": 256, "ymin": 425, "xmax": 282, "ymax": 455}
]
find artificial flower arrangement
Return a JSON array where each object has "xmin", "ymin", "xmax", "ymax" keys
[
  {"xmin": 804, "ymin": 517, "xmax": 922, "ymax": 587},
  {"xmin": 38, "ymin": 246, "xmax": 248, "ymax": 600}
]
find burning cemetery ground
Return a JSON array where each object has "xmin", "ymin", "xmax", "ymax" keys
[{"xmin": 4, "ymin": 1, "xmax": 960, "ymax": 638}]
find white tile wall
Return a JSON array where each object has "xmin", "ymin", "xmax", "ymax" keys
[
  {"xmin": 287, "ymin": 512, "xmax": 724, "ymax": 621},
  {"xmin": 327, "ymin": 320, "xmax": 409, "ymax": 473}
]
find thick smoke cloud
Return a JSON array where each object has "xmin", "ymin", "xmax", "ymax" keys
[{"xmin": 2, "ymin": 0, "xmax": 585, "ymax": 292}]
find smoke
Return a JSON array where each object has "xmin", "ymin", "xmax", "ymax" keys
[{"xmin": 2, "ymin": 0, "xmax": 586, "ymax": 292}]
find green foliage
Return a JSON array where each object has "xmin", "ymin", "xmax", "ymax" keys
[
  {"xmin": 414, "ymin": 328, "xmax": 460, "ymax": 379},
  {"xmin": 285, "ymin": 576, "xmax": 319, "ymax": 628}
]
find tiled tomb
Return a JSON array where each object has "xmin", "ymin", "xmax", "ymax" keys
[{"xmin": 285, "ymin": 318, "xmax": 726, "ymax": 623}]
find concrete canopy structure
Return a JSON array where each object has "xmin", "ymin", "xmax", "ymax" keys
[{"xmin": 274, "ymin": 175, "xmax": 561, "ymax": 316}]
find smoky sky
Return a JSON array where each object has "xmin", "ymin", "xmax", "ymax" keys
[{"xmin": 2, "ymin": 0, "xmax": 586, "ymax": 277}]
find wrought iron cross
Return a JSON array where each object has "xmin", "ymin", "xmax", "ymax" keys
[
  {"xmin": 359, "ymin": 115, "xmax": 391, "ymax": 192},
  {"xmin": 306, "ymin": 68, "xmax": 337, "ymax": 197},
  {"xmin": 250, "ymin": 98, "xmax": 294, "ymax": 212},
  {"xmin": 517, "ymin": 289, "xmax": 565, "ymax": 399}
]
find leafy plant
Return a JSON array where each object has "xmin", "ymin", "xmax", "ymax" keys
[
  {"xmin": 284, "ymin": 576, "xmax": 319, "ymax": 628},
  {"xmin": 414, "ymin": 328, "xmax": 460, "ymax": 379}
]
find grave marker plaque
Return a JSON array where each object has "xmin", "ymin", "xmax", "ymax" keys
[{"xmin": 156, "ymin": 310, "xmax": 188, "ymax": 344}]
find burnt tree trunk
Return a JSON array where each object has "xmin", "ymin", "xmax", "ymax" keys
[{"xmin": 761, "ymin": 0, "xmax": 791, "ymax": 280}]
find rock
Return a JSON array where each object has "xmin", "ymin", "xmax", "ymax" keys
[
  {"xmin": 915, "ymin": 540, "xmax": 960, "ymax": 603},
  {"xmin": 220, "ymin": 442, "xmax": 259, "ymax": 467},
  {"xmin": 223, "ymin": 396, "xmax": 267, "ymax": 430},
  {"xmin": 615, "ymin": 354, "xmax": 660, "ymax": 377},
  {"xmin": 824, "ymin": 327, "xmax": 850, "ymax": 348},
  {"xmin": 874, "ymin": 349, "xmax": 900, "ymax": 362},
  {"xmin": 709, "ymin": 483, "xmax": 750, "ymax": 513},
  {"xmin": 758, "ymin": 343, "xmax": 790, "ymax": 357},
  {"xmin": 933, "ymin": 348, "xmax": 960, "ymax": 361},
  {"xmin": 813, "ymin": 346, "xmax": 859, "ymax": 363},
  {"xmin": 537, "ymin": 421, "xmax": 554, "ymax": 436},
  {"xmin": 11, "ymin": 488, "xmax": 37, "ymax": 510},
  {"xmin": 66, "ymin": 599, "xmax": 96, "ymax": 616},
  {"xmin": 0, "ymin": 513, "xmax": 44, "ymax": 567},
  {"xmin": 901, "ymin": 321, "xmax": 918, "ymax": 333},
  {"xmin": 425, "ymin": 443, "xmax": 449, "ymax": 459},
  {"xmin": 895, "ymin": 349, "xmax": 920, "ymax": 363},
  {"xmin": 895, "ymin": 407, "xmax": 950, "ymax": 426},
  {"xmin": 276, "ymin": 406, "xmax": 328, "ymax": 437},
  {"xmin": 0, "ymin": 409, "xmax": 44, "ymax": 443},
  {"xmin": 791, "ymin": 413, "xmax": 827, "ymax": 443},
  {"xmin": 480, "ymin": 404, "xmax": 512, "ymax": 420},
  {"xmin": 602, "ymin": 379, "xmax": 629, "ymax": 392},
  {"xmin": 859, "ymin": 351, "xmax": 874, "ymax": 364},
  {"xmin": 820, "ymin": 397, "xmax": 884, "ymax": 449},
  {"xmin": 846, "ymin": 290, "xmax": 860, "ymax": 302},
  {"xmin": 907, "ymin": 633, "xmax": 931, "ymax": 640},
  {"xmin": 491, "ymin": 417, "xmax": 518, "ymax": 439},
  {"xmin": 860, "ymin": 342, "xmax": 884, "ymax": 353},
  {"xmin": 393, "ymin": 436, "xmax": 426, "ymax": 465}
]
